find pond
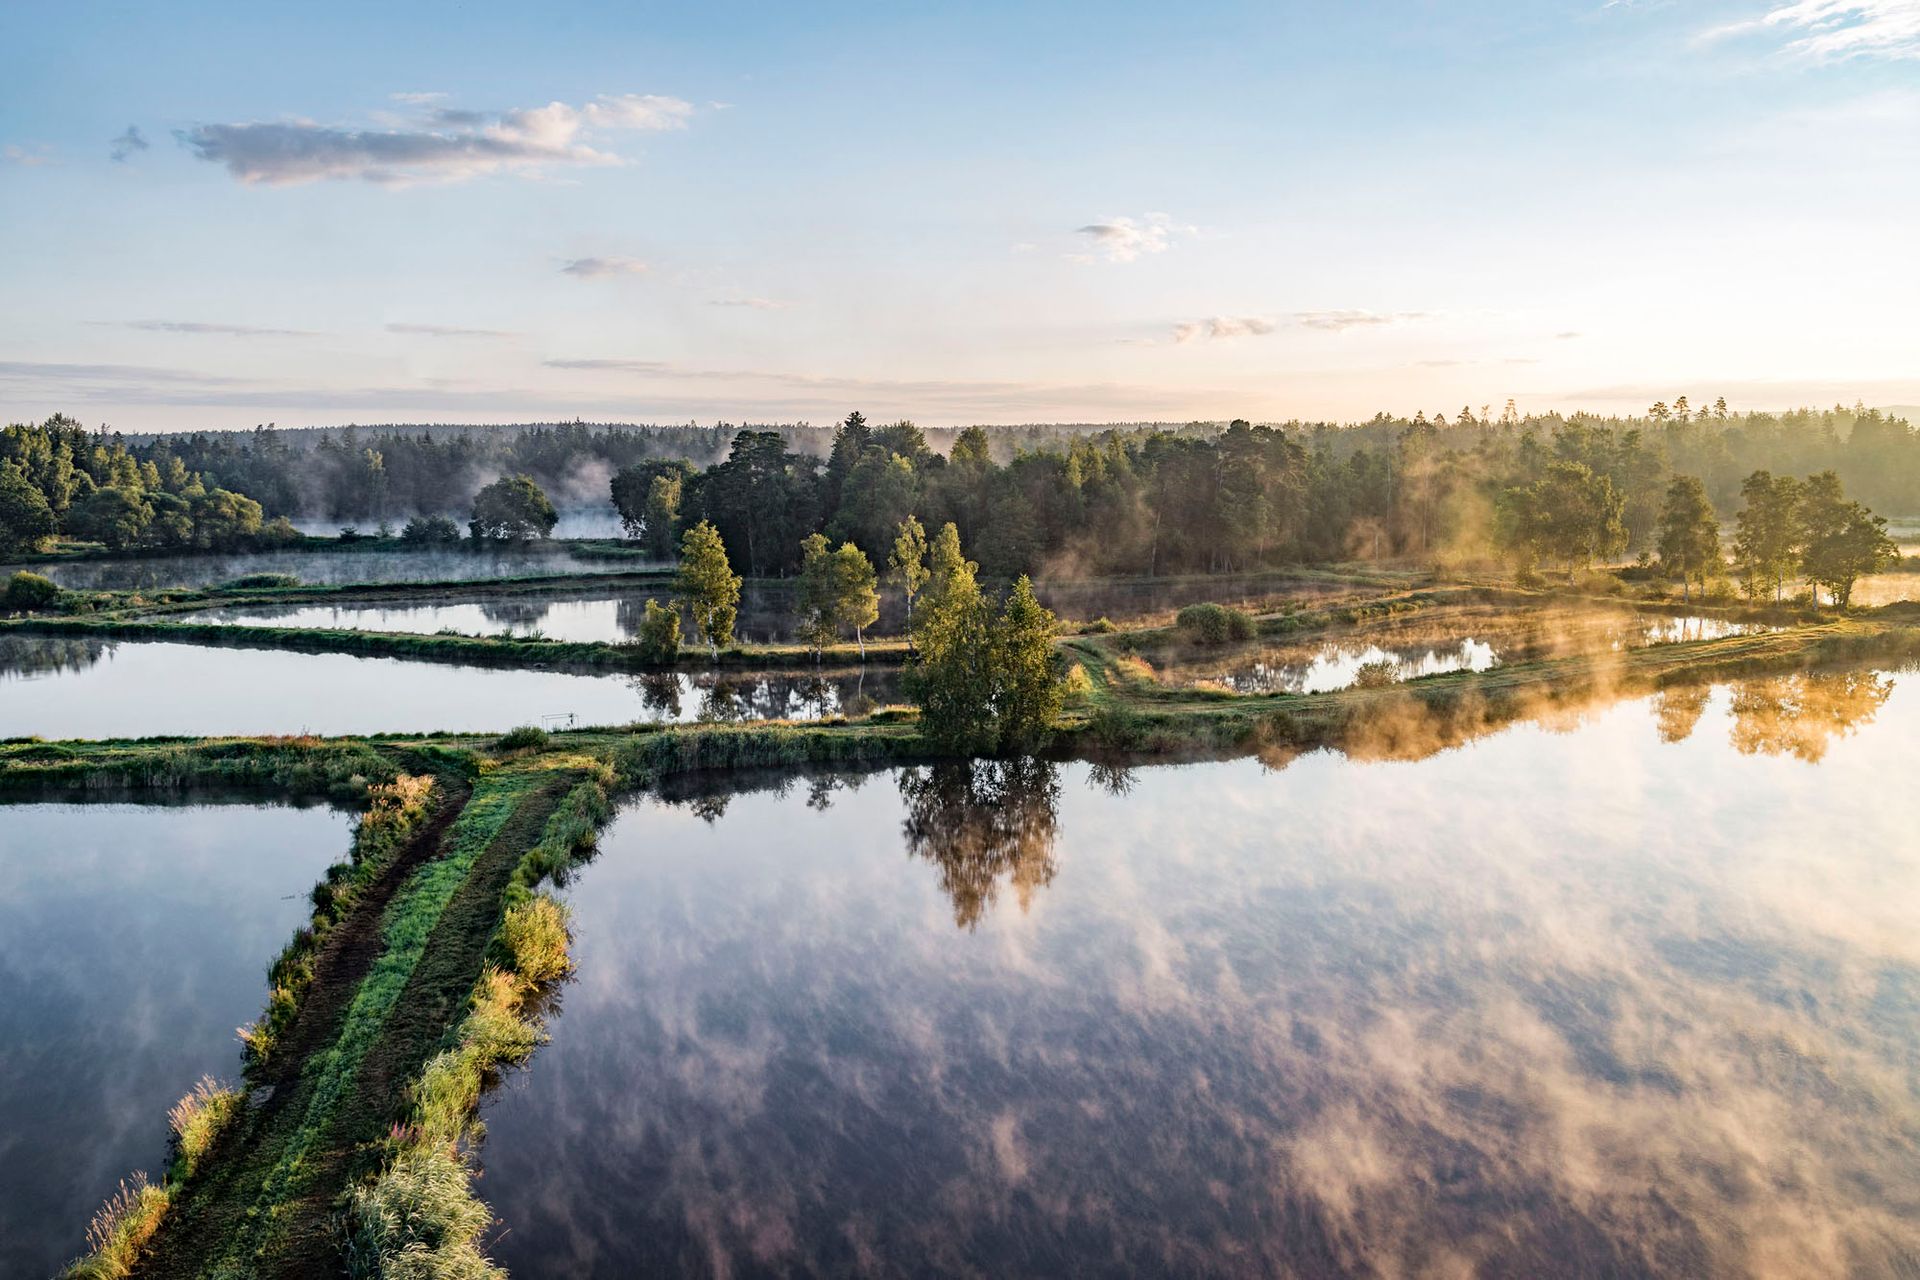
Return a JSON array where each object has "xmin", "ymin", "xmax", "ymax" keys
[
  {"xmin": 176, "ymin": 595, "xmax": 646, "ymax": 645},
  {"xmin": 0, "ymin": 544, "xmax": 661, "ymax": 592},
  {"xmin": 0, "ymin": 802, "xmax": 347, "ymax": 1277},
  {"xmin": 476, "ymin": 667, "xmax": 1920, "ymax": 1276},
  {"xmin": 1154, "ymin": 606, "xmax": 1774, "ymax": 694},
  {"xmin": 0, "ymin": 637, "xmax": 900, "ymax": 738}
]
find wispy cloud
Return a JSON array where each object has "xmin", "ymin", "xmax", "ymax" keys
[
  {"xmin": 98, "ymin": 319, "xmax": 316, "ymax": 337},
  {"xmin": 0, "ymin": 359, "xmax": 251, "ymax": 388},
  {"xmin": 3, "ymin": 143, "xmax": 52, "ymax": 167},
  {"xmin": 1172, "ymin": 316, "xmax": 1277, "ymax": 343},
  {"xmin": 1072, "ymin": 213, "xmax": 1194, "ymax": 263},
  {"xmin": 544, "ymin": 357, "xmax": 674, "ymax": 373},
  {"xmin": 1699, "ymin": 0, "xmax": 1920, "ymax": 60},
  {"xmin": 707, "ymin": 295, "xmax": 787, "ymax": 310},
  {"xmin": 385, "ymin": 322, "xmax": 519, "ymax": 338},
  {"xmin": 109, "ymin": 125, "xmax": 148, "ymax": 163},
  {"xmin": 560, "ymin": 256, "xmax": 650, "ymax": 279},
  {"xmin": 1294, "ymin": 309, "xmax": 1428, "ymax": 332},
  {"xmin": 179, "ymin": 93, "xmax": 694, "ymax": 187}
]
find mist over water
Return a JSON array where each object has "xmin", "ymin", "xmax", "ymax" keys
[
  {"xmin": 477, "ymin": 673, "xmax": 1920, "ymax": 1277},
  {"xmin": 0, "ymin": 544, "xmax": 653, "ymax": 591},
  {"xmin": 0, "ymin": 804, "xmax": 347, "ymax": 1276}
]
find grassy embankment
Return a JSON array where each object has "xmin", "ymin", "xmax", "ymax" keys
[{"xmin": 14, "ymin": 588, "xmax": 1920, "ymax": 1277}]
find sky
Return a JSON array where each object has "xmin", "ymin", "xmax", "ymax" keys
[{"xmin": 2, "ymin": 0, "xmax": 1917, "ymax": 431}]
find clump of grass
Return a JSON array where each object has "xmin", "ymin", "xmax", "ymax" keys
[
  {"xmin": 339, "ymin": 1146, "xmax": 502, "ymax": 1280},
  {"xmin": 218, "ymin": 572, "xmax": 302, "ymax": 591},
  {"xmin": 63, "ymin": 1174, "xmax": 169, "ymax": 1279},
  {"xmin": 1175, "ymin": 602, "xmax": 1257, "ymax": 644},
  {"xmin": 1111, "ymin": 653, "xmax": 1157, "ymax": 684},
  {"xmin": 497, "ymin": 895, "xmax": 571, "ymax": 984},
  {"xmin": 167, "ymin": 1076, "xmax": 242, "ymax": 1182},
  {"xmin": 1062, "ymin": 662, "xmax": 1095, "ymax": 699},
  {"xmin": 1078, "ymin": 616, "xmax": 1117, "ymax": 635},
  {"xmin": 493, "ymin": 724, "xmax": 550, "ymax": 752}
]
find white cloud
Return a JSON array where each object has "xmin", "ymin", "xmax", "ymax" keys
[
  {"xmin": 1172, "ymin": 316, "xmax": 1277, "ymax": 343},
  {"xmin": 707, "ymin": 295, "xmax": 787, "ymax": 309},
  {"xmin": 101, "ymin": 319, "xmax": 315, "ymax": 337},
  {"xmin": 179, "ymin": 93, "xmax": 694, "ymax": 187},
  {"xmin": 1072, "ymin": 213, "xmax": 1194, "ymax": 263},
  {"xmin": 1701, "ymin": 0, "xmax": 1920, "ymax": 60},
  {"xmin": 3, "ymin": 143, "xmax": 52, "ymax": 167},
  {"xmin": 1294, "ymin": 309, "xmax": 1427, "ymax": 332},
  {"xmin": 385, "ymin": 322, "xmax": 519, "ymax": 338},
  {"xmin": 560, "ymin": 256, "xmax": 650, "ymax": 279}
]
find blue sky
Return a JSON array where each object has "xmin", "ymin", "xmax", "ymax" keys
[{"xmin": 3, "ymin": 0, "xmax": 1916, "ymax": 429}]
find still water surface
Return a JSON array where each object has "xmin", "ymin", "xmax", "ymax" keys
[
  {"xmin": 479, "ymin": 671, "xmax": 1920, "ymax": 1277},
  {"xmin": 0, "ymin": 637, "xmax": 898, "ymax": 737},
  {"xmin": 0, "ymin": 545, "xmax": 654, "ymax": 591},
  {"xmin": 0, "ymin": 803, "xmax": 346, "ymax": 1276}
]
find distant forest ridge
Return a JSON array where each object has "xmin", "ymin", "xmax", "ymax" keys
[{"xmin": 26, "ymin": 400, "xmax": 1920, "ymax": 526}]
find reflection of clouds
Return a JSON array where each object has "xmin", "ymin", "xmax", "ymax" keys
[{"xmin": 482, "ymin": 673, "xmax": 1920, "ymax": 1277}]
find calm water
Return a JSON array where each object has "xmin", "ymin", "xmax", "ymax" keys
[
  {"xmin": 0, "ymin": 637, "xmax": 898, "ymax": 737},
  {"xmin": 0, "ymin": 803, "xmax": 346, "ymax": 1276},
  {"xmin": 478, "ymin": 670, "xmax": 1920, "ymax": 1277},
  {"xmin": 178, "ymin": 596, "xmax": 645, "ymax": 644},
  {"xmin": 1158, "ymin": 608, "xmax": 1772, "ymax": 694},
  {"xmin": 0, "ymin": 544, "xmax": 657, "ymax": 591}
]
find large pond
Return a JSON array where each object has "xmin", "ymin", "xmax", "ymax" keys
[
  {"xmin": 0, "ymin": 544, "xmax": 660, "ymax": 592},
  {"xmin": 0, "ymin": 637, "xmax": 898, "ymax": 738},
  {"xmin": 1153, "ymin": 605, "xmax": 1774, "ymax": 694},
  {"xmin": 0, "ymin": 802, "xmax": 346, "ymax": 1276},
  {"xmin": 477, "ymin": 668, "xmax": 1920, "ymax": 1276}
]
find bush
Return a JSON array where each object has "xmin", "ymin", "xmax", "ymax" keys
[
  {"xmin": 259, "ymin": 516, "xmax": 304, "ymax": 547},
  {"xmin": 1078, "ymin": 616, "xmax": 1117, "ymax": 635},
  {"xmin": 1062, "ymin": 662, "xmax": 1094, "ymax": 698},
  {"xmin": 631, "ymin": 598, "xmax": 681, "ymax": 664},
  {"xmin": 1174, "ymin": 602, "xmax": 1256, "ymax": 645},
  {"xmin": 3, "ymin": 570, "xmax": 61, "ymax": 612},
  {"xmin": 401, "ymin": 514, "xmax": 463, "ymax": 546},
  {"xmin": 494, "ymin": 725, "xmax": 550, "ymax": 752},
  {"xmin": 1351, "ymin": 659, "xmax": 1399, "ymax": 690}
]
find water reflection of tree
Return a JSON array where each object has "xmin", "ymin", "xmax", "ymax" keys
[
  {"xmin": 1652, "ymin": 685, "xmax": 1712, "ymax": 744},
  {"xmin": 479, "ymin": 598, "xmax": 548, "ymax": 630},
  {"xmin": 899, "ymin": 759, "xmax": 1061, "ymax": 931},
  {"xmin": 1728, "ymin": 670, "xmax": 1894, "ymax": 762},
  {"xmin": 631, "ymin": 673, "xmax": 684, "ymax": 720},
  {"xmin": 0, "ymin": 635, "xmax": 112, "ymax": 677}
]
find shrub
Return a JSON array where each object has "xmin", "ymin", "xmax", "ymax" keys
[
  {"xmin": 631, "ymin": 598, "xmax": 681, "ymax": 664},
  {"xmin": 3, "ymin": 570, "xmax": 61, "ymax": 612},
  {"xmin": 1174, "ymin": 602, "xmax": 1256, "ymax": 645},
  {"xmin": 1062, "ymin": 662, "xmax": 1094, "ymax": 698},
  {"xmin": 1078, "ymin": 616, "xmax": 1117, "ymax": 635},
  {"xmin": 1351, "ymin": 659, "xmax": 1399, "ymax": 690},
  {"xmin": 494, "ymin": 725, "xmax": 549, "ymax": 752},
  {"xmin": 400, "ymin": 514, "xmax": 463, "ymax": 546},
  {"xmin": 259, "ymin": 516, "xmax": 304, "ymax": 547}
]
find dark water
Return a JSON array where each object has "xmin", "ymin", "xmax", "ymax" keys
[
  {"xmin": 0, "ymin": 544, "xmax": 658, "ymax": 591},
  {"xmin": 478, "ymin": 672, "xmax": 1920, "ymax": 1277},
  {"xmin": 0, "ymin": 637, "xmax": 899, "ymax": 737},
  {"xmin": 0, "ymin": 803, "xmax": 347, "ymax": 1276},
  {"xmin": 1155, "ymin": 606, "xmax": 1772, "ymax": 694}
]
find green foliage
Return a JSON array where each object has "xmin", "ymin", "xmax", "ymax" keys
[
  {"xmin": 910, "ymin": 527, "xmax": 1065, "ymax": 753},
  {"xmin": 67, "ymin": 486, "xmax": 153, "ymax": 550},
  {"xmin": 799, "ymin": 534, "xmax": 881, "ymax": 656},
  {"xmin": 494, "ymin": 725, "xmax": 550, "ymax": 752},
  {"xmin": 0, "ymin": 460, "xmax": 58, "ymax": 554},
  {"xmin": 399, "ymin": 514, "xmax": 462, "ymax": 545},
  {"xmin": 1656, "ymin": 474, "xmax": 1721, "ymax": 601},
  {"xmin": 1175, "ymin": 602, "xmax": 1257, "ymax": 644},
  {"xmin": 1496, "ymin": 460, "xmax": 1628, "ymax": 572},
  {"xmin": 498, "ymin": 895, "xmax": 572, "ymax": 984},
  {"xmin": 610, "ymin": 459, "xmax": 693, "ymax": 555},
  {"xmin": 167, "ymin": 1076, "xmax": 242, "ymax": 1183},
  {"xmin": 4, "ymin": 569, "xmax": 62, "ymax": 612},
  {"xmin": 1734, "ymin": 470, "xmax": 1803, "ymax": 601},
  {"xmin": 468, "ymin": 474, "xmax": 556, "ymax": 542},
  {"xmin": 1351, "ymin": 659, "xmax": 1398, "ymax": 689},
  {"xmin": 888, "ymin": 515, "xmax": 931, "ymax": 635},
  {"xmin": 676, "ymin": 519, "xmax": 742, "ymax": 656},
  {"xmin": 1798, "ymin": 470, "xmax": 1899, "ymax": 607},
  {"xmin": 633, "ymin": 597, "xmax": 682, "ymax": 663}
]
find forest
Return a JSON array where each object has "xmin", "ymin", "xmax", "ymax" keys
[{"xmin": 4, "ymin": 404, "xmax": 1916, "ymax": 584}]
